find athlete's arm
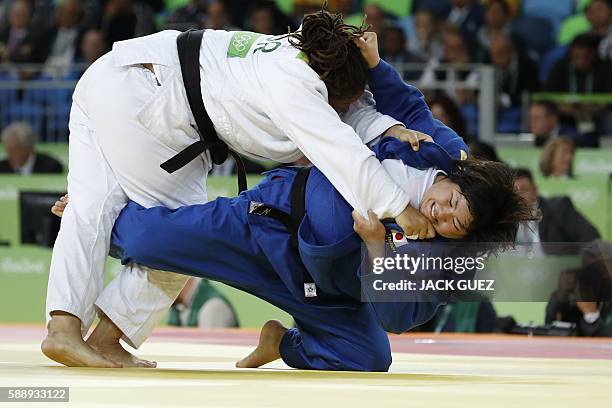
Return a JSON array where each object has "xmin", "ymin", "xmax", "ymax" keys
[
  {"xmin": 357, "ymin": 33, "xmax": 468, "ymax": 160},
  {"xmin": 263, "ymin": 58, "xmax": 411, "ymax": 220},
  {"xmin": 340, "ymin": 90, "xmax": 402, "ymax": 145}
]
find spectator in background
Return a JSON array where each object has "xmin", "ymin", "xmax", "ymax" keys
[
  {"xmin": 168, "ymin": 278, "xmax": 239, "ymax": 329},
  {"xmin": 545, "ymin": 241, "xmax": 612, "ymax": 337},
  {"xmin": 586, "ymin": 0, "xmax": 612, "ymax": 61},
  {"xmin": 427, "ymin": 93, "xmax": 468, "ymax": 141},
  {"xmin": 100, "ymin": 0, "xmax": 155, "ymax": 46},
  {"xmin": 0, "ymin": 122, "xmax": 63, "ymax": 175},
  {"xmin": 539, "ymin": 137, "xmax": 575, "ymax": 179},
  {"xmin": 364, "ymin": 4, "xmax": 385, "ymax": 38},
  {"xmin": 489, "ymin": 33, "xmax": 539, "ymax": 108},
  {"xmin": 164, "ymin": 0, "xmax": 207, "ymax": 31},
  {"xmin": 381, "ymin": 25, "xmax": 422, "ymax": 80},
  {"xmin": 0, "ymin": 0, "xmax": 35, "ymax": 63},
  {"xmin": 101, "ymin": 0, "xmax": 138, "ymax": 45},
  {"xmin": 447, "ymin": 0, "xmax": 484, "ymax": 58},
  {"xmin": 407, "ymin": 8, "xmax": 443, "ymax": 63},
  {"xmin": 248, "ymin": 2, "xmax": 276, "ymax": 34},
  {"xmin": 79, "ymin": 29, "xmax": 107, "ymax": 67},
  {"xmin": 513, "ymin": 167, "xmax": 599, "ymax": 245},
  {"xmin": 0, "ymin": 0, "xmax": 56, "ymax": 37},
  {"xmin": 34, "ymin": 0, "xmax": 84, "ymax": 75},
  {"xmin": 528, "ymin": 101, "xmax": 598, "ymax": 147},
  {"xmin": 468, "ymin": 140, "xmax": 500, "ymax": 162},
  {"xmin": 476, "ymin": 0, "xmax": 511, "ymax": 61},
  {"xmin": 204, "ymin": 0, "xmax": 239, "ymax": 31},
  {"xmin": 545, "ymin": 34, "xmax": 612, "ymax": 93},
  {"xmin": 421, "ymin": 27, "xmax": 478, "ymax": 104}
]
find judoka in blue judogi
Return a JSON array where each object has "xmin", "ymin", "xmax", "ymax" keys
[{"xmin": 109, "ymin": 60, "xmax": 469, "ymax": 372}]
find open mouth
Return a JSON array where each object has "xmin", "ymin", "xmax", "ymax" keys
[
  {"xmin": 430, "ymin": 201, "xmax": 438, "ymax": 224},
  {"xmin": 421, "ymin": 200, "xmax": 437, "ymax": 224}
]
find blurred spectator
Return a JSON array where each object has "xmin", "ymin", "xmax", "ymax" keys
[
  {"xmin": 381, "ymin": 26, "xmax": 422, "ymax": 80},
  {"xmin": 489, "ymin": 33, "xmax": 539, "ymax": 108},
  {"xmin": 476, "ymin": 0, "xmax": 511, "ymax": 61},
  {"xmin": 421, "ymin": 27, "xmax": 478, "ymax": 104},
  {"xmin": 363, "ymin": 4, "xmax": 387, "ymax": 38},
  {"xmin": 0, "ymin": 0, "xmax": 55, "ymax": 37},
  {"xmin": 539, "ymin": 137, "xmax": 575, "ymax": 179},
  {"xmin": 545, "ymin": 240, "xmax": 612, "ymax": 337},
  {"xmin": 440, "ymin": 27, "xmax": 471, "ymax": 65},
  {"xmin": 447, "ymin": 0, "xmax": 484, "ymax": 57},
  {"xmin": 101, "ymin": 0, "xmax": 155, "ymax": 46},
  {"xmin": 0, "ymin": 0, "xmax": 35, "ymax": 63},
  {"xmin": 79, "ymin": 29, "xmax": 108, "ymax": 67},
  {"xmin": 407, "ymin": 8, "xmax": 443, "ymax": 62},
  {"xmin": 204, "ymin": 0, "xmax": 239, "ymax": 31},
  {"xmin": 101, "ymin": 0, "xmax": 138, "ymax": 45},
  {"xmin": 169, "ymin": 278, "xmax": 239, "ymax": 328},
  {"xmin": 586, "ymin": 0, "xmax": 612, "ymax": 61},
  {"xmin": 467, "ymin": 140, "xmax": 500, "ymax": 162},
  {"xmin": 34, "ymin": 0, "xmax": 84, "ymax": 73},
  {"xmin": 528, "ymin": 101, "xmax": 598, "ymax": 147},
  {"xmin": 427, "ymin": 93, "xmax": 468, "ymax": 140},
  {"xmin": 248, "ymin": 2, "xmax": 276, "ymax": 34},
  {"xmin": 0, "ymin": 122, "xmax": 63, "ymax": 175},
  {"xmin": 164, "ymin": 0, "xmax": 207, "ymax": 30},
  {"xmin": 132, "ymin": 0, "xmax": 159, "ymax": 37},
  {"xmin": 545, "ymin": 34, "xmax": 612, "ymax": 93},
  {"xmin": 80, "ymin": 0, "xmax": 104, "ymax": 31},
  {"xmin": 513, "ymin": 167, "xmax": 599, "ymax": 244}
]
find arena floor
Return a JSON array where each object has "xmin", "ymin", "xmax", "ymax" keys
[{"xmin": 0, "ymin": 325, "xmax": 611, "ymax": 407}]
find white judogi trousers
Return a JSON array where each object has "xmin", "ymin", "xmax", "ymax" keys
[{"xmin": 46, "ymin": 52, "xmax": 208, "ymax": 347}]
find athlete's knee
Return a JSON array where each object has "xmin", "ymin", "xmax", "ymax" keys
[{"xmin": 357, "ymin": 346, "xmax": 392, "ymax": 372}]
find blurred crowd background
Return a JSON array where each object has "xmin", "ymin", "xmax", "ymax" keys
[
  {"xmin": 1, "ymin": 0, "xmax": 612, "ymax": 145},
  {"xmin": 0, "ymin": 0, "xmax": 611, "ymax": 336}
]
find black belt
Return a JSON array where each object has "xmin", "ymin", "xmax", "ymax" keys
[
  {"xmin": 249, "ymin": 167, "xmax": 322, "ymax": 299},
  {"xmin": 161, "ymin": 29, "xmax": 247, "ymax": 193}
]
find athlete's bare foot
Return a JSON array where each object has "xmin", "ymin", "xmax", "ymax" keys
[
  {"xmin": 236, "ymin": 320, "xmax": 287, "ymax": 368},
  {"xmin": 41, "ymin": 312, "xmax": 121, "ymax": 368},
  {"xmin": 87, "ymin": 339, "xmax": 156, "ymax": 368},
  {"xmin": 86, "ymin": 313, "xmax": 156, "ymax": 368}
]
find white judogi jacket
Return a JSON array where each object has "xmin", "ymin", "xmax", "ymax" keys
[{"xmin": 111, "ymin": 30, "xmax": 411, "ymax": 218}]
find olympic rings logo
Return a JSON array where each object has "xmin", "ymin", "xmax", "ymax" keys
[{"xmin": 232, "ymin": 34, "xmax": 253, "ymax": 52}]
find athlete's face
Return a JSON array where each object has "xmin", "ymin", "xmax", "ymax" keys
[
  {"xmin": 329, "ymin": 90, "xmax": 364, "ymax": 114},
  {"xmin": 419, "ymin": 177, "xmax": 473, "ymax": 239}
]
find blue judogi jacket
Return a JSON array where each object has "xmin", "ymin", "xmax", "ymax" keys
[
  {"xmin": 111, "ymin": 60, "xmax": 469, "ymax": 335},
  {"xmin": 294, "ymin": 61, "xmax": 468, "ymax": 333}
]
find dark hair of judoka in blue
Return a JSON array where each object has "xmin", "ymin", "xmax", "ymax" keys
[{"xmin": 447, "ymin": 159, "xmax": 539, "ymax": 245}]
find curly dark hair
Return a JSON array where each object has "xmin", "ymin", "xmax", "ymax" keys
[
  {"xmin": 287, "ymin": 7, "xmax": 369, "ymax": 99},
  {"xmin": 446, "ymin": 159, "xmax": 539, "ymax": 246}
]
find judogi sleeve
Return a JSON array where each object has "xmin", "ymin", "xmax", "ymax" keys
[
  {"xmin": 340, "ymin": 90, "xmax": 402, "ymax": 145},
  {"xmin": 368, "ymin": 59, "xmax": 468, "ymax": 160},
  {"xmin": 263, "ymin": 60, "xmax": 410, "ymax": 218}
]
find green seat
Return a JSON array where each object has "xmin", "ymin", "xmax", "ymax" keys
[
  {"xmin": 365, "ymin": 0, "xmax": 412, "ymax": 17},
  {"xmin": 558, "ymin": 14, "xmax": 591, "ymax": 45},
  {"xmin": 577, "ymin": 0, "xmax": 593, "ymax": 11},
  {"xmin": 275, "ymin": 0, "xmax": 294, "ymax": 15},
  {"xmin": 165, "ymin": 0, "xmax": 190, "ymax": 13}
]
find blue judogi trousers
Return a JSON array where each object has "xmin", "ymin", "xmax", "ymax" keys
[{"xmin": 112, "ymin": 167, "xmax": 393, "ymax": 372}]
